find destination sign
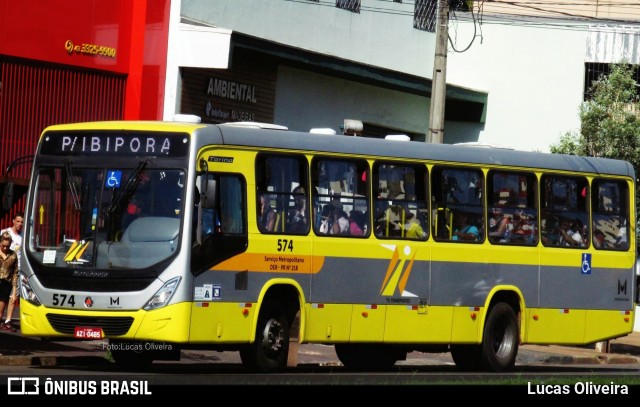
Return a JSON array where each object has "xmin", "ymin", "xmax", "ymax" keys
[{"xmin": 39, "ymin": 131, "xmax": 189, "ymax": 157}]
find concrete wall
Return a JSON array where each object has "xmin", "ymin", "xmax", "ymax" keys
[
  {"xmin": 179, "ymin": 0, "xmax": 618, "ymax": 152},
  {"xmin": 446, "ymin": 21, "xmax": 588, "ymax": 152}
]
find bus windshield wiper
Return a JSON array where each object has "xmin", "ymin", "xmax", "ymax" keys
[
  {"xmin": 64, "ymin": 160, "xmax": 81, "ymax": 211},
  {"xmin": 107, "ymin": 161, "xmax": 149, "ymax": 214}
]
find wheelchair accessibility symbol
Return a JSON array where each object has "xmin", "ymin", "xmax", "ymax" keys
[
  {"xmin": 581, "ymin": 253, "xmax": 592, "ymax": 275},
  {"xmin": 105, "ymin": 170, "xmax": 122, "ymax": 188}
]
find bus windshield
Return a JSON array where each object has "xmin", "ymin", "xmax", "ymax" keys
[{"xmin": 27, "ymin": 165, "xmax": 186, "ymax": 269}]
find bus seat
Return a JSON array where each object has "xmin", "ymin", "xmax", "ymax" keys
[
  {"xmin": 106, "ymin": 216, "xmax": 179, "ymax": 268},
  {"xmin": 272, "ymin": 210, "xmax": 284, "ymax": 232},
  {"xmin": 385, "ymin": 205, "xmax": 406, "ymax": 237}
]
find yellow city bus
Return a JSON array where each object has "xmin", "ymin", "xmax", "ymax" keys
[{"xmin": 12, "ymin": 120, "xmax": 636, "ymax": 372}]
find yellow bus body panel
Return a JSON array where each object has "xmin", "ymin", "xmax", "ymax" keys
[
  {"xmin": 304, "ymin": 303, "xmax": 352, "ymax": 342},
  {"xmin": 349, "ymin": 304, "xmax": 386, "ymax": 341},
  {"xmin": 525, "ymin": 308, "xmax": 587, "ymax": 343},
  {"xmin": 584, "ymin": 309, "xmax": 634, "ymax": 343},
  {"xmin": 525, "ymin": 308, "xmax": 633, "ymax": 344},
  {"xmin": 383, "ymin": 305, "xmax": 453, "ymax": 343},
  {"xmin": 189, "ymin": 302, "xmax": 255, "ymax": 343},
  {"xmin": 451, "ymin": 306, "xmax": 483, "ymax": 343}
]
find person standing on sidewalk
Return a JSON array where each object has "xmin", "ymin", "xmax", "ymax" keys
[
  {"xmin": 1, "ymin": 212, "xmax": 22, "ymax": 328},
  {"xmin": 0, "ymin": 231, "xmax": 18, "ymax": 332}
]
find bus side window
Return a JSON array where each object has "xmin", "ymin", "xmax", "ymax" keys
[
  {"xmin": 591, "ymin": 179, "xmax": 629, "ymax": 250},
  {"xmin": 372, "ymin": 161, "xmax": 428, "ymax": 240},
  {"xmin": 541, "ymin": 174, "xmax": 588, "ymax": 248},
  {"xmin": 313, "ymin": 157, "xmax": 369, "ymax": 237},
  {"xmin": 487, "ymin": 171, "xmax": 538, "ymax": 246},
  {"xmin": 255, "ymin": 153, "xmax": 309, "ymax": 235},
  {"xmin": 431, "ymin": 166, "xmax": 483, "ymax": 242}
]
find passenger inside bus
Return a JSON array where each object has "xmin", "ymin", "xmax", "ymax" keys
[
  {"xmin": 452, "ymin": 211, "xmax": 480, "ymax": 241},
  {"xmin": 287, "ymin": 186, "xmax": 308, "ymax": 233},
  {"xmin": 317, "ymin": 204, "xmax": 334, "ymax": 234},
  {"xmin": 558, "ymin": 218, "xmax": 584, "ymax": 247},
  {"xmin": 348, "ymin": 210, "xmax": 366, "ymax": 236},
  {"xmin": 258, "ymin": 192, "xmax": 276, "ymax": 232},
  {"xmin": 404, "ymin": 212, "xmax": 426, "ymax": 239},
  {"xmin": 330, "ymin": 207, "xmax": 350, "ymax": 235},
  {"xmin": 488, "ymin": 207, "xmax": 511, "ymax": 243},
  {"xmin": 593, "ymin": 229, "xmax": 608, "ymax": 249}
]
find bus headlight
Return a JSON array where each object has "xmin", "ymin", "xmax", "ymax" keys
[
  {"xmin": 143, "ymin": 277, "xmax": 181, "ymax": 311},
  {"xmin": 19, "ymin": 272, "xmax": 41, "ymax": 306}
]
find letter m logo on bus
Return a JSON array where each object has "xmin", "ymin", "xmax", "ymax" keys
[{"xmin": 618, "ymin": 279, "xmax": 627, "ymax": 296}]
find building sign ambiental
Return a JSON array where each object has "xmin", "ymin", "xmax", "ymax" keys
[
  {"xmin": 179, "ymin": 52, "xmax": 276, "ymax": 125},
  {"xmin": 205, "ymin": 77, "xmax": 257, "ymax": 122}
]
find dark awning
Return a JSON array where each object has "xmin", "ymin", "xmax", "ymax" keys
[{"xmin": 231, "ymin": 32, "xmax": 487, "ymax": 123}]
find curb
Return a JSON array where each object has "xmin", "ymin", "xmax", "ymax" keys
[{"xmin": 544, "ymin": 354, "xmax": 640, "ymax": 365}]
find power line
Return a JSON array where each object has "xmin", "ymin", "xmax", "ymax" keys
[{"xmin": 281, "ymin": 0, "xmax": 640, "ymax": 31}]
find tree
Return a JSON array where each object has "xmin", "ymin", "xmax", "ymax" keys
[
  {"xmin": 552, "ymin": 63, "xmax": 640, "ymax": 159},
  {"xmin": 551, "ymin": 63, "xmax": 640, "ymax": 354},
  {"xmin": 551, "ymin": 63, "xmax": 640, "ymax": 236}
]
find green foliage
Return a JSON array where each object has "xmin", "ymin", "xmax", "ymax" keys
[{"xmin": 551, "ymin": 63, "xmax": 640, "ymax": 240}]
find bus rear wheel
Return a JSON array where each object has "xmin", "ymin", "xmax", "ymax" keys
[
  {"xmin": 240, "ymin": 304, "xmax": 290, "ymax": 373},
  {"xmin": 451, "ymin": 302, "xmax": 519, "ymax": 372}
]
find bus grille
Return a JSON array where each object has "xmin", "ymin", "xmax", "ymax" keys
[{"xmin": 46, "ymin": 314, "xmax": 134, "ymax": 336}]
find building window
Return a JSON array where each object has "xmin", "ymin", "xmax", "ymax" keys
[
  {"xmin": 336, "ymin": 0, "xmax": 360, "ymax": 13},
  {"xmin": 584, "ymin": 62, "xmax": 640, "ymax": 101},
  {"xmin": 414, "ymin": 0, "xmax": 437, "ymax": 32}
]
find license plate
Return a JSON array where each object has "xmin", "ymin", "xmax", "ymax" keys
[{"xmin": 73, "ymin": 326, "xmax": 103, "ymax": 340}]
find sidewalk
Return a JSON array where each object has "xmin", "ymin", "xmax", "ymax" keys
[{"xmin": 521, "ymin": 332, "xmax": 640, "ymax": 365}]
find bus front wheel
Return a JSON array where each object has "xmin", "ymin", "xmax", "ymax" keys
[{"xmin": 240, "ymin": 304, "xmax": 290, "ymax": 373}]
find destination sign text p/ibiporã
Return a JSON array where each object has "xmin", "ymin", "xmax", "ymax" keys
[{"xmin": 40, "ymin": 131, "xmax": 189, "ymax": 158}]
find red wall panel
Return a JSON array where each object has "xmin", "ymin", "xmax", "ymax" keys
[{"xmin": 0, "ymin": 0, "xmax": 133, "ymax": 73}]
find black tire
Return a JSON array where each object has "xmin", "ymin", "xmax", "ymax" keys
[
  {"xmin": 334, "ymin": 344, "xmax": 402, "ymax": 371},
  {"xmin": 450, "ymin": 344, "xmax": 482, "ymax": 371},
  {"xmin": 239, "ymin": 304, "xmax": 290, "ymax": 373},
  {"xmin": 480, "ymin": 302, "xmax": 519, "ymax": 372}
]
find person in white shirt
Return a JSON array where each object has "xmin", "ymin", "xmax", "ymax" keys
[
  {"xmin": 330, "ymin": 207, "xmax": 350, "ymax": 235},
  {"xmin": 559, "ymin": 218, "xmax": 584, "ymax": 247},
  {"xmin": 2, "ymin": 212, "xmax": 23, "ymax": 328}
]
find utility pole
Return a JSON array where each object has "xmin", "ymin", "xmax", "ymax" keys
[{"xmin": 428, "ymin": 0, "xmax": 449, "ymax": 144}]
